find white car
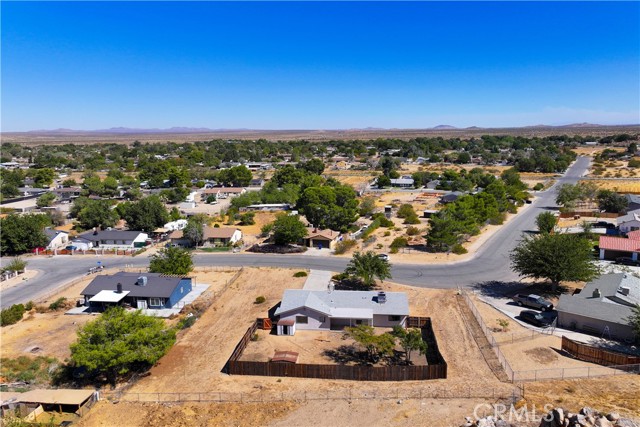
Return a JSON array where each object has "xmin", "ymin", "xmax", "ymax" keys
[{"xmin": 377, "ymin": 254, "xmax": 390, "ymax": 261}]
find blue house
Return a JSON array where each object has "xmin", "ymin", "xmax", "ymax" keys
[{"xmin": 80, "ymin": 272, "xmax": 192, "ymax": 311}]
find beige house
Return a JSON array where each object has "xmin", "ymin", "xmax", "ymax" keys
[
  {"xmin": 303, "ymin": 227, "xmax": 341, "ymax": 250},
  {"xmin": 170, "ymin": 226, "xmax": 242, "ymax": 247}
]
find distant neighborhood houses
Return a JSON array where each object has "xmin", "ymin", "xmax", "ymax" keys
[{"xmin": 74, "ymin": 229, "xmax": 149, "ymax": 249}]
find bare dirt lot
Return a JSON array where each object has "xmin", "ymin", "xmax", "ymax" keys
[{"xmin": 579, "ymin": 179, "xmax": 640, "ymax": 193}]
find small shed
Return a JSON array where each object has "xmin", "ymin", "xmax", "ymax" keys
[
  {"xmin": 271, "ymin": 350, "xmax": 299, "ymax": 363},
  {"xmin": 277, "ymin": 318, "xmax": 296, "ymax": 336},
  {"xmin": 423, "ymin": 209, "xmax": 438, "ymax": 218}
]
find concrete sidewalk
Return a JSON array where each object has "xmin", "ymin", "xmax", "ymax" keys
[{"xmin": 303, "ymin": 270, "xmax": 334, "ymax": 291}]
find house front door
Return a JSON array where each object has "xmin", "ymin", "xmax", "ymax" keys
[
  {"xmin": 282, "ymin": 325, "xmax": 289, "ymax": 335},
  {"xmin": 137, "ymin": 300, "xmax": 148, "ymax": 309}
]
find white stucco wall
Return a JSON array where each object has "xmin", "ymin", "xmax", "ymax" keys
[{"xmin": 279, "ymin": 307, "xmax": 330, "ymax": 330}]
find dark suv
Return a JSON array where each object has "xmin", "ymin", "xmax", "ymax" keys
[{"xmin": 518, "ymin": 310, "xmax": 554, "ymax": 328}]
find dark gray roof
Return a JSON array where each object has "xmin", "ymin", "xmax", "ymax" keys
[
  {"xmin": 78, "ymin": 230, "xmax": 145, "ymax": 242},
  {"xmin": 44, "ymin": 228, "xmax": 67, "ymax": 241},
  {"xmin": 80, "ymin": 272, "xmax": 189, "ymax": 298},
  {"xmin": 625, "ymin": 194, "xmax": 640, "ymax": 205},
  {"xmin": 556, "ymin": 273, "xmax": 639, "ymax": 325}
]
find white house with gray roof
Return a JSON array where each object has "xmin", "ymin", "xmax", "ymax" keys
[
  {"xmin": 75, "ymin": 229, "xmax": 148, "ymax": 249},
  {"xmin": 617, "ymin": 209, "xmax": 640, "ymax": 234},
  {"xmin": 274, "ymin": 289, "xmax": 409, "ymax": 335},
  {"xmin": 556, "ymin": 273, "xmax": 639, "ymax": 342}
]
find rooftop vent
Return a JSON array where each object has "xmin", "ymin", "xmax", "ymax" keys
[
  {"xmin": 377, "ymin": 291, "xmax": 387, "ymax": 304},
  {"xmin": 137, "ymin": 276, "xmax": 147, "ymax": 287},
  {"xmin": 620, "ymin": 286, "xmax": 630, "ymax": 296},
  {"xmin": 592, "ymin": 288, "xmax": 601, "ymax": 298},
  {"xmin": 116, "ymin": 283, "xmax": 123, "ymax": 294}
]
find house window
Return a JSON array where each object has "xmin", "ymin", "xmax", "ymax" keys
[
  {"xmin": 149, "ymin": 298, "xmax": 165, "ymax": 307},
  {"xmin": 388, "ymin": 315, "xmax": 401, "ymax": 321},
  {"xmin": 355, "ymin": 319, "xmax": 363, "ymax": 325},
  {"xmin": 319, "ymin": 316, "xmax": 326, "ymax": 322},
  {"xmin": 296, "ymin": 316, "xmax": 308, "ymax": 324}
]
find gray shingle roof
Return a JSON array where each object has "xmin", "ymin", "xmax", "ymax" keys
[
  {"xmin": 556, "ymin": 273, "xmax": 640, "ymax": 325},
  {"xmin": 77, "ymin": 230, "xmax": 145, "ymax": 242},
  {"xmin": 274, "ymin": 290, "xmax": 409, "ymax": 317},
  {"xmin": 80, "ymin": 272, "xmax": 188, "ymax": 299}
]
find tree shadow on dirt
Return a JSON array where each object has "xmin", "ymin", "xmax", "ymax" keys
[
  {"xmin": 323, "ymin": 345, "xmax": 372, "ymax": 366},
  {"xmin": 472, "ymin": 280, "xmax": 572, "ymax": 299}
]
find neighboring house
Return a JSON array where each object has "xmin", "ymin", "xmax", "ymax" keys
[
  {"xmin": 303, "ymin": 227, "xmax": 341, "ymax": 250},
  {"xmin": 44, "ymin": 228, "xmax": 68, "ymax": 250},
  {"xmin": 53, "ymin": 187, "xmax": 82, "ymax": 201},
  {"xmin": 624, "ymin": 194, "xmax": 640, "ymax": 213},
  {"xmin": 556, "ymin": 273, "xmax": 639, "ymax": 342},
  {"xmin": 81, "ymin": 272, "xmax": 193, "ymax": 310},
  {"xmin": 390, "ymin": 178, "xmax": 414, "ymax": 188},
  {"xmin": 617, "ymin": 209, "xmax": 640, "ymax": 233},
  {"xmin": 249, "ymin": 178, "xmax": 265, "ymax": 187},
  {"xmin": 169, "ymin": 226, "xmax": 242, "ymax": 247},
  {"xmin": 423, "ymin": 209, "xmax": 438, "ymax": 218},
  {"xmin": 76, "ymin": 229, "xmax": 148, "ymax": 249},
  {"xmin": 242, "ymin": 203, "xmax": 290, "ymax": 212},
  {"xmin": 598, "ymin": 234, "xmax": 640, "ymax": 261},
  {"xmin": 439, "ymin": 192, "xmax": 463, "ymax": 204},
  {"xmin": 274, "ymin": 289, "xmax": 409, "ymax": 335},
  {"xmin": 201, "ymin": 187, "xmax": 246, "ymax": 201}
]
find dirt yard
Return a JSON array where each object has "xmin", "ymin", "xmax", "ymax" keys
[
  {"xmin": 0, "ymin": 268, "xmax": 240, "ymax": 362},
  {"xmin": 470, "ymin": 295, "xmax": 600, "ymax": 373}
]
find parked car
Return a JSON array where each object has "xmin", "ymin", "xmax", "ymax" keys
[
  {"xmin": 512, "ymin": 294, "xmax": 554, "ymax": 311},
  {"xmin": 31, "ymin": 247, "xmax": 46, "ymax": 253},
  {"xmin": 65, "ymin": 245, "xmax": 78, "ymax": 251},
  {"xmin": 377, "ymin": 254, "xmax": 390, "ymax": 261},
  {"xmin": 518, "ymin": 310, "xmax": 554, "ymax": 328},
  {"xmin": 615, "ymin": 257, "xmax": 640, "ymax": 266}
]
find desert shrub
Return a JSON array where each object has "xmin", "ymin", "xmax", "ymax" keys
[
  {"xmin": 396, "ymin": 204, "xmax": 416, "ymax": 219},
  {"xmin": 383, "ymin": 231, "xmax": 391, "ymax": 237},
  {"xmin": 375, "ymin": 244, "xmax": 383, "ymax": 249},
  {"xmin": 1, "ymin": 304, "xmax": 25, "ymax": 327},
  {"xmin": 48, "ymin": 297, "xmax": 67, "ymax": 311},
  {"xmin": 533, "ymin": 183, "xmax": 544, "ymax": 191},
  {"xmin": 360, "ymin": 218, "xmax": 381, "ymax": 240},
  {"xmin": 371, "ymin": 213, "xmax": 394, "ymax": 227},
  {"xmin": 293, "ymin": 271, "xmax": 308, "ymax": 277},
  {"xmin": 260, "ymin": 222, "xmax": 274, "ymax": 237},
  {"xmin": 403, "ymin": 215, "xmax": 421, "ymax": 225},
  {"xmin": 239, "ymin": 212, "xmax": 255, "ymax": 226},
  {"xmin": 334, "ymin": 239, "xmax": 357, "ymax": 255},
  {"xmin": 178, "ymin": 315, "xmax": 197, "ymax": 329},
  {"xmin": 628, "ymin": 159, "xmax": 640, "ymax": 168},
  {"xmin": 3, "ymin": 257, "xmax": 27, "ymax": 273},
  {"xmin": 406, "ymin": 226, "xmax": 420, "ymax": 236},
  {"xmin": 213, "ymin": 223, "xmax": 220, "ymax": 228},
  {"xmin": 390, "ymin": 237, "xmax": 408, "ymax": 249},
  {"xmin": 452, "ymin": 244, "xmax": 467, "ymax": 254},
  {"xmin": 24, "ymin": 301, "xmax": 34, "ymax": 311},
  {"xmin": 254, "ymin": 296, "xmax": 266, "ymax": 304}
]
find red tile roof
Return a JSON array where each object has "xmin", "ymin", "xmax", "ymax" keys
[
  {"xmin": 627, "ymin": 230, "xmax": 640, "ymax": 240},
  {"xmin": 599, "ymin": 235, "xmax": 640, "ymax": 253}
]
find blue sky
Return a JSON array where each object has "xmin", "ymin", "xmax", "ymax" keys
[{"xmin": 2, "ymin": 1, "xmax": 639, "ymax": 131}]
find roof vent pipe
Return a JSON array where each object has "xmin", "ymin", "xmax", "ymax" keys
[{"xmin": 592, "ymin": 288, "xmax": 601, "ymax": 298}]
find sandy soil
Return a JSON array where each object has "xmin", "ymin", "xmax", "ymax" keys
[
  {"xmin": 0, "ymin": 268, "xmax": 239, "ymax": 362},
  {"xmin": 470, "ymin": 296, "xmax": 598, "ymax": 372},
  {"xmin": 323, "ymin": 170, "xmax": 377, "ymax": 189},
  {"xmin": 241, "ymin": 328, "xmax": 428, "ymax": 366}
]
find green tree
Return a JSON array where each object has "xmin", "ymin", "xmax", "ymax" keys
[
  {"xmin": 627, "ymin": 305, "xmax": 640, "ymax": 343},
  {"xmin": 76, "ymin": 200, "xmax": 119, "ymax": 230},
  {"xmin": 391, "ymin": 326, "xmax": 427, "ymax": 364},
  {"xmin": 217, "ymin": 165, "xmax": 252, "ymax": 187},
  {"xmin": 61, "ymin": 178, "xmax": 77, "ymax": 187},
  {"xmin": 510, "ymin": 233, "xmax": 599, "ymax": 291},
  {"xmin": 183, "ymin": 214, "xmax": 207, "ymax": 247},
  {"xmin": 70, "ymin": 307, "xmax": 176, "ymax": 384},
  {"xmin": 0, "ymin": 214, "xmax": 50, "ymax": 255},
  {"xmin": 345, "ymin": 251, "xmax": 392, "ymax": 289},
  {"xmin": 36, "ymin": 192, "xmax": 56, "ymax": 208},
  {"xmin": 122, "ymin": 196, "xmax": 169, "ymax": 233},
  {"xmin": 556, "ymin": 184, "xmax": 582, "ymax": 209},
  {"xmin": 358, "ymin": 197, "xmax": 377, "ymax": 217},
  {"xmin": 297, "ymin": 185, "xmax": 359, "ymax": 232},
  {"xmin": 456, "ymin": 152, "xmax": 471, "ymax": 164},
  {"xmin": 149, "ymin": 246, "xmax": 194, "ymax": 275},
  {"xmin": 30, "ymin": 168, "xmax": 55, "ymax": 188},
  {"xmin": 344, "ymin": 324, "xmax": 396, "ymax": 363},
  {"xmin": 535, "ymin": 211, "xmax": 557, "ymax": 234},
  {"xmin": 596, "ymin": 190, "xmax": 628, "ymax": 213},
  {"xmin": 298, "ymin": 158, "xmax": 325, "ymax": 175},
  {"xmin": 376, "ymin": 175, "xmax": 391, "ymax": 188},
  {"xmin": 272, "ymin": 214, "xmax": 307, "ymax": 246}
]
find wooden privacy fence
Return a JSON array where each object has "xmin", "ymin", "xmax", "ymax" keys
[
  {"xmin": 562, "ymin": 336, "xmax": 640, "ymax": 366},
  {"xmin": 224, "ymin": 317, "xmax": 447, "ymax": 381}
]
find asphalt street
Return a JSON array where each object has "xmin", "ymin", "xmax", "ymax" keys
[{"xmin": 0, "ymin": 156, "xmax": 591, "ymax": 308}]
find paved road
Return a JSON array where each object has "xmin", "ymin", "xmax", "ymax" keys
[{"xmin": 0, "ymin": 157, "xmax": 590, "ymax": 307}]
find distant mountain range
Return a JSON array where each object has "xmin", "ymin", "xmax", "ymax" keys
[{"xmin": 18, "ymin": 122, "xmax": 633, "ymax": 134}]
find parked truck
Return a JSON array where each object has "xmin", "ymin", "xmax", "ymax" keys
[{"xmin": 512, "ymin": 294, "xmax": 554, "ymax": 311}]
